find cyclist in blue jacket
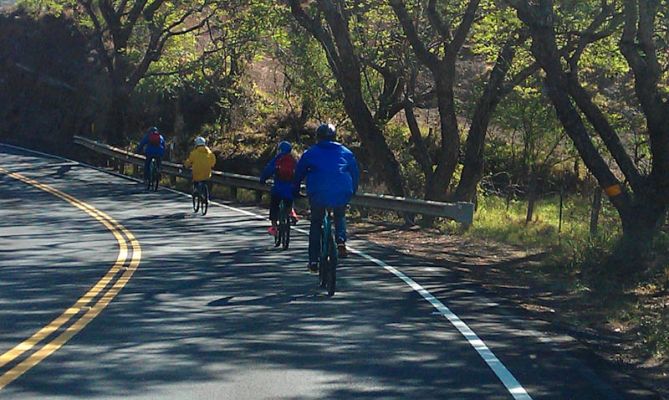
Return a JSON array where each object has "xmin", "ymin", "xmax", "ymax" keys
[
  {"xmin": 136, "ymin": 126, "xmax": 166, "ymax": 182},
  {"xmin": 260, "ymin": 141, "xmax": 297, "ymax": 236},
  {"xmin": 293, "ymin": 123, "xmax": 359, "ymax": 272}
]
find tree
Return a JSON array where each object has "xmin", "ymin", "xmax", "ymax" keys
[
  {"xmin": 286, "ymin": 0, "xmax": 407, "ymax": 197},
  {"xmin": 390, "ymin": 0, "xmax": 537, "ymax": 203},
  {"xmin": 71, "ymin": 0, "xmax": 217, "ymax": 145},
  {"xmin": 504, "ymin": 0, "xmax": 669, "ymax": 252}
]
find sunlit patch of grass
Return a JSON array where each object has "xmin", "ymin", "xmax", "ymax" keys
[{"xmin": 465, "ymin": 194, "xmax": 621, "ymax": 252}]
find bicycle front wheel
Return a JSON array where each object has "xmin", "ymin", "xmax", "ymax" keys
[
  {"xmin": 326, "ymin": 240, "xmax": 337, "ymax": 296},
  {"xmin": 152, "ymin": 171, "xmax": 159, "ymax": 191},
  {"xmin": 200, "ymin": 186, "xmax": 209, "ymax": 216}
]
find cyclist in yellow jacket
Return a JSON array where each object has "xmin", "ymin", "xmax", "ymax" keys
[{"xmin": 184, "ymin": 136, "xmax": 216, "ymax": 198}]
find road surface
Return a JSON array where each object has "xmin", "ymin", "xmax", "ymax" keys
[{"xmin": 0, "ymin": 144, "xmax": 659, "ymax": 399}]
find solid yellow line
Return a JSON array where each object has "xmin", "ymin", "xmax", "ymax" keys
[{"xmin": 0, "ymin": 168, "xmax": 141, "ymax": 389}]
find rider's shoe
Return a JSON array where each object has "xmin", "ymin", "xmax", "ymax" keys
[
  {"xmin": 307, "ymin": 262, "xmax": 319, "ymax": 273},
  {"xmin": 337, "ymin": 242, "xmax": 348, "ymax": 258}
]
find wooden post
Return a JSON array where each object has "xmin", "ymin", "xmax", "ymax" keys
[
  {"xmin": 590, "ymin": 188, "xmax": 602, "ymax": 236},
  {"xmin": 558, "ymin": 186, "xmax": 564, "ymax": 234},
  {"xmin": 525, "ymin": 172, "xmax": 536, "ymax": 224}
]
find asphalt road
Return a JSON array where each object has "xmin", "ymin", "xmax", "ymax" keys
[{"xmin": 0, "ymin": 144, "xmax": 660, "ymax": 399}]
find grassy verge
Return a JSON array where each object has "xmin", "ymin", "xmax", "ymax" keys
[{"xmin": 456, "ymin": 194, "xmax": 669, "ymax": 368}]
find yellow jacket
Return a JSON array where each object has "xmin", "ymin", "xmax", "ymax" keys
[{"xmin": 184, "ymin": 146, "xmax": 216, "ymax": 182}]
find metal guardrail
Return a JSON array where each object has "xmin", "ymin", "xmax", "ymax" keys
[{"xmin": 73, "ymin": 135, "xmax": 474, "ymax": 225}]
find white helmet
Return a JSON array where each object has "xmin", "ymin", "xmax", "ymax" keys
[{"xmin": 194, "ymin": 136, "xmax": 206, "ymax": 146}]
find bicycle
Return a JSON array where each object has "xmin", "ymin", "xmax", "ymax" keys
[
  {"xmin": 318, "ymin": 208, "xmax": 337, "ymax": 296},
  {"xmin": 146, "ymin": 157, "xmax": 160, "ymax": 192},
  {"xmin": 192, "ymin": 181, "xmax": 209, "ymax": 215},
  {"xmin": 274, "ymin": 199, "xmax": 291, "ymax": 249}
]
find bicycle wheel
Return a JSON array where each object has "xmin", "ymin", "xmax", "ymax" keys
[
  {"xmin": 152, "ymin": 168, "xmax": 159, "ymax": 191},
  {"xmin": 326, "ymin": 238, "xmax": 337, "ymax": 296},
  {"xmin": 275, "ymin": 201, "xmax": 284, "ymax": 247},
  {"xmin": 200, "ymin": 185, "xmax": 209, "ymax": 216},
  {"xmin": 282, "ymin": 221, "xmax": 290, "ymax": 250},
  {"xmin": 280, "ymin": 203, "xmax": 290, "ymax": 250},
  {"xmin": 146, "ymin": 161, "xmax": 153, "ymax": 191}
]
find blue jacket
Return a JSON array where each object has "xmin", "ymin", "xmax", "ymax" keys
[
  {"xmin": 293, "ymin": 140, "xmax": 359, "ymax": 207},
  {"xmin": 259, "ymin": 149, "xmax": 295, "ymax": 200},
  {"xmin": 136, "ymin": 133, "xmax": 165, "ymax": 157}
]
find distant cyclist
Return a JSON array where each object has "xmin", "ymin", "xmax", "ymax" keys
[
  {"xmin": 260, "ymin": 141, "xmax": 298, "ymax": 237},
  {"xmin": 136, "ymin": 126, "xmax": 165, "ymax": 183},
  {"xmin": 184, "ymin": 136, "xmax": 216, "ymax": 197},
  {"xmin": 293, "ymin": 123, "xmax": 359, "ymax": 272}
]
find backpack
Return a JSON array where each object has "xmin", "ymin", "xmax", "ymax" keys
[
  {"xmin": 148, "ymin": 131, "xmax": 161, "ymax": 146},
  {"xmin": 275, "ymin": 153, "xmax": 296, "ymax": 181}
]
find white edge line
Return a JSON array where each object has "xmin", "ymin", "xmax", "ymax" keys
[{"xmin": 1, "ymin": 142, "xmax": 533, "ymax": 400}]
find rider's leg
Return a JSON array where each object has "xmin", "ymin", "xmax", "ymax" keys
[
  {"xmin": 333, "ymin": 206, "xmax": 348, "ymax": 257},
  {"xmin": 269, "ymin": 194, "xmax": 280, "ymax": 231},
  {"xmin": 333, "ymin": 206, "xmax": 347, "ymax": 243},
  {"xmin": 143, "ymin": 156, "xmax": 151, "ymax": 181}
]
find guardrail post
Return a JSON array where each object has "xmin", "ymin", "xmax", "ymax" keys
[
  {"xmin": 255, "ymin": 190, "xmax": 263, "ymax": 203},
  {"xmin": 230, "ymin": 186, "xmax": 238, "ymax": 201}
]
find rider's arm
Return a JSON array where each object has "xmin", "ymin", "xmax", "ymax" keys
[
  {"xmin": 259, "ymin": 155, "xmax": 278, "ymax": 183},
  {"xmin": 208, "ymin": 151, "xmax": 216, "ymax": 168},
  {"xmin": 292, "ymin": 151, "xmax": 309, "ymax": 189},
  {"xmin": 135, "ymin": 135, "xmax": 148, "ymax": 154},
  {"xmin": 184, "ymin": 151, "xmax": 193, "ymax": 168}
]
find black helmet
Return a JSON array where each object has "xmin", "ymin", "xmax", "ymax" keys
[
  {"xmin": 316, "ymin": 123, "xmax": 336, "ymax": 140},
  {"xmin": 146, "ymin": 126, "xmax": 159, "ymax": 134}
]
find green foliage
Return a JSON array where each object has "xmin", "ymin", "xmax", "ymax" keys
[
  {"xmin": 274, "ymin": 23, "xmax": 345, "ymax": 122},
  {"xmin": 384, "ymin": 122, "xmax": 426, "ymax": 197},
  {"xmin": 466, "ymin": 193, "xmax": 620, "ymax": 250}
]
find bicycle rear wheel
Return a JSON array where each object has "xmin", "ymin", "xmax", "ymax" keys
[
  {"xmin": 279, "ymin": 204, "xmax": 290, "ymax": 250},
  {"xmin": 152, "ymin": 169, "xmax": 159, "ymax": 191},
  {"xmin": 325, "ymin": 239, "xmax": 337, "ymax": 296},
  {"xmin": 281, "ymin": 223, "xmax": 290, "ymax": 250},
  {"xmin": 146, "ymin": 162, "xmax": 153, "ymax": 191},
  {"xmin": 200, "ymin": 185, "xmax": 209, "ymax": 215}
]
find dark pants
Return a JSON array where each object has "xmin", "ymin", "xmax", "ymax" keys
[
  {"xmin": 308, "ymin": 203, "xmax": 346, "ymax": 263},
  {"xmin": 144, "ymin": 156, "xmax": 162, "ymax": 181},
  {"xmin": 269, "ymin": 194, "xmax": 293, "ymax": 223}
]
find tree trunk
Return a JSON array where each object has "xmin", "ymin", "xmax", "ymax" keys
[
  {"xmin": 425, "ymin": 72, "xmax": 460, "ymax": 203},
  {"xmin": 106, "ymin": 89, "xmax": 129, "ymax": 146},
  {"xmin": 341, "ymin": 93, "xmax": 406, "ymax": 198},
  {"xmin": 525, "ymin": 171, "xmax": 536, "ymax": 224},
  {"xmin": 620, "ymin": 201, "xmax": 667, "ymax": 245},
  {"xmin": 590, "ymin": 188, "xmax": 602, "ymax": 236}
]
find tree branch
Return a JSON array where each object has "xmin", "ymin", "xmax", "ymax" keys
[
  {"xmin": 389, "ymin": 0, "xmax": 439, "ymax": 68},
  {"xmin": 427, "ymin": 0, "xmax": 452, "ymax": 40}
]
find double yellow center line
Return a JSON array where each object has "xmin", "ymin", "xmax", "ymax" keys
[{"xmin": 0, "ymin": 167, "xmax": 141, "ymax": 389}]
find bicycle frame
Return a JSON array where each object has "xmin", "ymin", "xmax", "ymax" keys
[{"xmin": 319, "ymin": 208, "xmax": 337, "ymax": 295}]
